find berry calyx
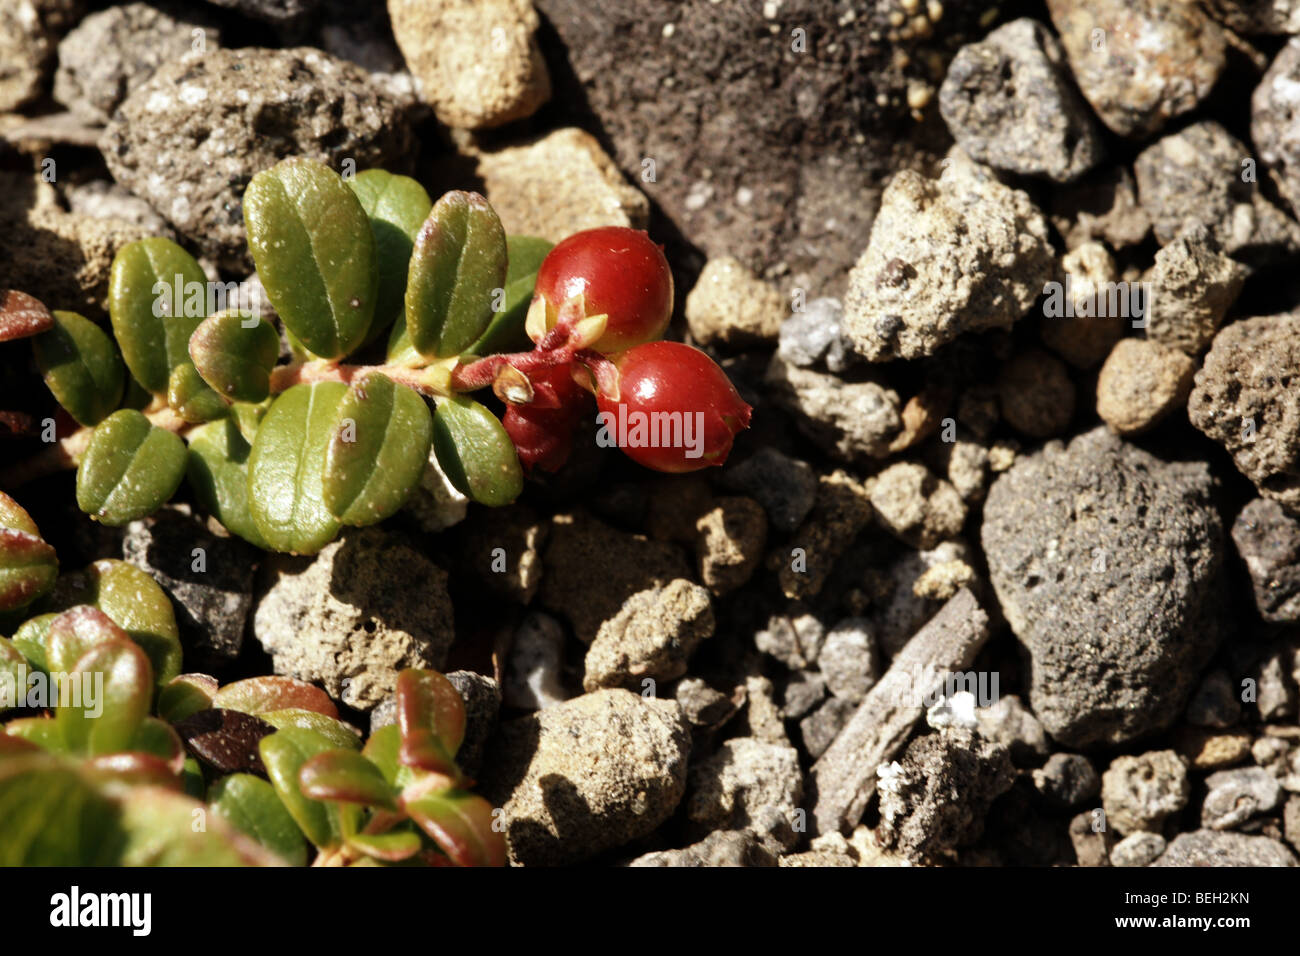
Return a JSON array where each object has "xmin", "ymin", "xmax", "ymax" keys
[
  {"xmin": 595, "ymin": 341, "xmax": 751, "ymax": 473},
  {"xmin": 502, "ymin": 362, "xmax": 592, "ymax": 473},
  {"xmin": 529, "ymin": 227, "xmax": 673, "ymax": 355}
]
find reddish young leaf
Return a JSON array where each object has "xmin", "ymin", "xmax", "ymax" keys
[
  {"xmin": 83, "ymin": 752, "xmax": 182, "ymax": 790},
  {"xmin": 44, "ymin": 606, "xmax": 129, "ymax": 678},
  {"xmin": 213, "ymin": 676, "xmax": 339, "ymax": 718},
  {"xmin": 298, "ymin": 749, "xmax": 397, "ymax": 810},
  {"xmin": 347, "ymin": 828, "xmax": 423, "ymax": 862},
  {"xmin": 396, "ymin": 669, "xmax": 466, "ymax": 775},
  {"xmin": 405, "ymin": 791, "xmax": 505, "ymax": 868},
  {"xmin": 0, "ymin": 290, "xmax": 54, "ymax": 342}
]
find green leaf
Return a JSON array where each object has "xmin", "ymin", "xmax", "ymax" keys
[
  {"xmin": 397, "ymin": 669, "xmax": 466, "ymax": 773},
  {"xmin": 361, "ymin": 723, "xmax": 402, "ymax": 785},
  {"xmin": 157, "ymin": 673, "xmax": 218, "ymax": 723},
  {"xmin": 114, "ymin": 784, "xmax": 281, "ymax": 866},
  {"xmin": 247, "ymin": 382, "xmax": 347, "ymax": 554},
  {"xmin": 127, "ymin": 717, "xmax": 185, "ymax": 772},
  {"xmin": 186, "ymin": 417, "xmax": 268, "ymax": 549},
  {"xmin": 76, "ymin": 409, "xmax": 187, "ymax": 527},
  {"xmin": 189, "ymin": 311, "xmax": 281, "ymax": 404},
  {"xmin": 0, "ymin": 492, "xmax": 57, "ymax": 613},
  {"xmin": 299, "ymin": 749, "xmax": 397, "ymax": 810},
  {"xmin": 0, "ymin": 756, "xmax": 124, "ymax": 865},
  {"xmin": 404, "ymin": 191, "xmax": 507, "ymax": 360},
  {"xmin": 4, "ymin": 717, "xmax": 63, "ymax": 751},
  {"xmin": 213, "ymin": 676, "xmax": 338, "ymax": 718},
  {"xmin": 108, "ymin": 237, "xmax": 209, "ymax": 394},
  {"xmin": 258, "ymin": 727, "xmax": 343, "ymax": 849},
  {"xmin": 347, "ymin": 826, "xmax": 422, "ymax": 862},
  {"xmin": 349, "ymin": 170, "xmax": 432, "ymax": 344},
  {"xmin": 56, "ymin": 639, "xmax": 153, "ymax": 756},
  {"xmin": 44, "ymin": 605, "xmax": 126, "ymax": 678},
  {"xmin": 32, "ymin": 311, "xmax": 125, "ymax": 426},
  {"xmin": 431, "ymin": 396, "xmax": 523, "ymax": 507},
  {"xmin": 322, "ymin": 372, "xmax": 432, "ymax": 526},
  {"xmin": 10, "ymin": 613, "xmax": 54, "ymax": 671},
  {"xmin": 405, "ymin": 791, "xmax": 505, "ymax": 867},
  {"xmin": 244, "ymin": 158, "xmax": 376, "ymax": 361},
  {"xmin": 167, "ymin": 362, "xmax": 228, "ymax": 423},
  {"xmin": 50, "ymin": 559, "xmax": 183, "ymax": 686},
  {"xmin": 260, "ymin": 709, "xmax": 362, "ymax": 750},
  {"xmin": 0, "ymin": 638, "xmax": 27, "ymax": 711},
  {"xmin": 466, "ymin": 235, "xmax": 553, "ymax": 356},
  {"xmin": 208, "ymin": 772, "xmax": 309, "ymax": 866}
]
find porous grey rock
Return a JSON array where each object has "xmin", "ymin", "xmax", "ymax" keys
[
  {"xmin": 778, "ymin": 297, "xmax": 854, "ymax": 374},
  {"xmin": 939, "ymin": 18, "xmax": 1102, "ymax": 183},
  {"xmin": 626, "ymin": 829, "xmax": 777, "ymax": 867},
  {"xmin": 0, "ymin": 0, "xmax": 82, "ymax": 111},
  {"xmin": 1111, "ymin": 832, "xmax": 1166, "ymax": 867},
  {"xmin": 869, "ymin": 461, "xmax": 967, "ymax": 551},
  {"xmin": 778, "ymin": 470, "xmax": 874, "ymax": 601},
  {"xmin": 675, "ymin": 677, "xmax": 741, "ymax": 732},
  {"xmin": 843, "ymin": 166, "xmax": 1053, "ymax": 363},
  {"xmin": 1096, "ymin": 338, "xmax": 1196, "ymax": 436},
  {"xmin": 1153, "ymin": 830, "xmax": 1298, "ymax": 866},
  {"xmin": 755, "ymin": 612, "xmax": 825, "ymax": 672},
  {"xmin": 63, "ymin": 180, "xmax": 171, "ymax": 236},
  {"xmin": 765, "ymin": 357, "xmax": 902, "ymax": 462},
  {"xmin": 981, "ymin": 427, "xmax": 1225, "ymax": 746},
  {"xmin": 1255, "ymin": 647, "xmax": 1300, "ymax": 722},
  {"xmin": 1186, "ymin": 670, "xmax": 1243, "ymax": 729},
  {"xmin": 693, "ymin": 497, "xmax": 766, "ymax": 596},
  {"xmin": 1069, "ymin": 810, "xmax": 1115, "ymax": 866},
  {"xmin": 875, "ymin": 729, "xmax": 1015, "ymax": 865},
  {"xmin": 1286, "ymin": 794, "xmax": 1300, "ymax": 850},
  {"xmin": 799, "ymin": 696, "xmax": 856, "ymax": 761},
  {"xmin": 1101, "ymin": 750, "xmax": 1191, "ymax": 836},
  {"xmin": 686, "ymin": 257, "xmax": 785, "ymax": 348},
  {"xmin": 123, "ymin": 506, "xmax": 258, "ymax": 669},
  {"xmin": 1189, "ymin": 312, "xmax": 1300, "ymax": 514},
  {"xmin": 1050, "ymin": 166, "xmax": 1150, "ymax": 251},
  {"xmin": 54, "ymin": 3, "xmax": 221, "ymax": 125},
  {"xmin": 975, "ymin": 695, "xmax": 1049, "ymax": 766},
  {"xmin": 869, "ymin": 541, "xmax": 971, "ymax": 656},
  {"xmin": 253, "ymin": 528, "xmax": 453, "ymax": 711},
  {"xmin": 1202, "ymin": 768, "xmax": 1283, "ymax": 830},
  {"xmin": 719, "ymin": 447, "xmax": 817, "ymax": 535},
  {"xmin": 1204, "ymin": 0, "xmax": 1300, "ymax": 33},
  {"xmin": 742, "ymin": 675, "xmax": 791, "ymax": 747},
  {"xmin": 782, "ymin": 670, "xmax": 827, "ymax": 720},
  {"xmin": 480, "ymin": 689, "xmax": 690, "ymax": 866},
  {"xmin": 100, "ymin": 47, "xmax": 412, "ymax": 270},
  {"xmin": 1032, "ymin": 753, "xmax": 1100, "ymax": 809},
  {"xmin": 686, "ymin": 737, "xmax": 803, "ymax": 848},
  {"xmin": 1254, "ymin": 38, "xmax": 1300, "ymax": 222},
  {"xmin": 1046, "ymin": 0, "xmax": 1226, "ymax": 138},
  {"xmin": 583, "ymin": 580, "xmax": 714, "ymax": 692},
  {"xmin": 1145, "ymin": 225, "xmax": 1247, "ymax": 356},
  {"xmin": 1233, "ymin": 498, "xmax": 1300, "ymax": 622},
  {"xmin": 1176, "ymin": 728, "xmax": 1253, "ymax": 771},
  {"xmin": 387, "ymin": 0, "xmax": 549, "ymax": 129},
  {"xmin": 1134, "ymin": 122, "xmax": 1300, "ymax": 265},
  {"xmin": 503, "ymin": 611, "xmax": 569, "ymax": 711},
  {"xmin": 817, "ymin": 619, "xmax": 880, "ymax": 705},
  {"xmin": 996, "ymin": 348, "xmax": 1076, "ymax": 438},
  {"xmin": 443, "ymin": 671, "xmax": 500, "ymax": 779}
]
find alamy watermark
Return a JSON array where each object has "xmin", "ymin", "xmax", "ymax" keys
[
  {"xmin": 595, "ymin": 406, "xmax": 705, "ymax": 459},
  {"xmin": 0, "ymin": 664, "xmax": 103, "ymax": 716},
  {"xmin": 1042, "ymin": 275, "xmax": 1150, "ymax": 328},
  {"xmin": 152, "ymin": 274, "xmax": 265, "ymax": 323}
]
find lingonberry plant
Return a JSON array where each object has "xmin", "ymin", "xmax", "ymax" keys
[
  {"xmin": 0, "ymin": 496, "xmax": 501, "ymax": 866},
  {"xmin": 0, "ymin": 156, "xmax": 751, "ymax": 555}
]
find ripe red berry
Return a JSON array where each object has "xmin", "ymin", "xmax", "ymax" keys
[
  {"xmin": 595, "ymin": 341, "xmax": 751, "ymax": 473},
  {"xmin": 531, "ymin": 227, "xmax": 673, "ymax": 354},
  {"xmin": 502, "ymin": 363, "xmax": 591, "ymax": 473}
]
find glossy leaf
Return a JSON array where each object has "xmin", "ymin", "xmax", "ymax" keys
[
  {"xmin": 0, "ymin": 289, "xmax": 54, "ymax": 342},
  {"xmin": 248, "ymin": 382, "xmax": 348, "ymax": 554},
  {"xmin": 0, "ymin": 638, "xmax": 26, "ymax": 711},
  {"xmin": 214, "ymin": 675, "xmax": 338, "ymax": 718},
  {"xmin": 346, "ymin": 827, "xmax": 422, "ymax": 862},
  {"xmin": 397, "ymin": 669, "xmax": 466, "ymax": 774},
  {"xmin": 188, "ymin": 311, "xmax": 280, "ymax": 404},
  {"xmin": 157, "ymin": 673, "xmax": 218, "ymax": 723},
  {"xmin": 3, "ymin": 717, "xmax": 62, "ymax": 751},
  {"xmin": 244, "ymin": 158, "xmax": 376, "ymax": 360},
  {"xmin": 83, "ymin": 752, "xmax": 181, "ymax": 790},
  {"xmin": 50, "ymin": 559, "xmax": 183, "ymax": 685},
  {"xmin": 167, "ymin": 362, "xmax": 228, "ymax": 423},
  {"xmin": 349, "ymin": 169, "xmax": 432, "ymax": 343},
  {"xmin": 361, "ymin": 723, "xmax": 402, "ymax": 785},
  {"xmin": 114, "ymin": 784, "xmax": 282, "ymax": 866},
  {"xmin": 186, "ymin": 417, "xmax": 268, "ymax": 549},
  {"xmin": 56, "ymin": 639, "xmax": 153, "ymax": 756},
  {"xmin": 431, "ymin": 395, "xmax": 523, "ymax": 507},
  {"xmin": 0, "ymin": 756, "xmax": 124, "ymax": 865},
  {"xmin": 128, "ymin": 717, "xmax": 186, "ymax": 774},
  {"xmin": 44, "ymin": 605, "xmax": 126, "ymax": 677},
  {"xmin": 299, "ymin": 749, "xmax": 397, "ymax": 810},
  {"xmin": 108, "ymin": 237, "xmax": 208, "ymax": 393},
  {"xmin": 32, "ymin": 311, "xmax": 124, "ymax": 426},
  {"xmin": 76, "ymin": 409, "xmax": 187, "ymax": 527},
  {"xmin": 466, "ymin": 235, "xmax": 553, "ymax": 356},
  {"xmin": 0, "ymin": 492, "xmax": 57, "ymax": 612},
  {"xmin": 258, "ymin": 726, "xmax": 342, "ymax": 849},
  {"xmin": 208, "ymin": 772, "xmax": 309, "ymax": 866},
  {"xmin": 404, "ymin": 191, "xmax": 506, "ymax": 360},
  {"xmin": 322, "ymin": 372, "xmax": 432, "ymax": 525},
  {"xmin": 405, "ymin": 791, "xmax": 505, "ymax": 867},
  {"xmin": 260, "ymin": 709, "xmax": 362, "ymax": 750},
  {"xmin": 173, "ymin": 708, "xmax": 273, "ymax": 777},
  {"xmin": 9, "ymin": 613, "xmax": 54, "ymax": 671}
]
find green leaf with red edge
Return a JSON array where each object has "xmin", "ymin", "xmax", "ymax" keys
[
  {"xmin": 258, "ymin": 726, "xmax": 342, "ymax": 849},
  {"xmin": 208, "ymin": 772, "xmax": 309, "ymax": 866},
  {"xmin": 404, "ymin": 191, "xmax": 507, "ymax": 361},
  {"xmin": 44, "ymin": 605, "xmax": 128, "ymax": 677},
  {"xmin": 299, "ymin": 749, "xmax": 397, "ymax": 810},
  {"xmin": 260, "ymin": 709, "xmax": 361, "ymax": 750},
  {"xmin": 404, "ymin": 790, "xmax": 505, "ymax": 867},
  {"xmin": 349, "ymin": 169, "xmax": 432, "ymax": 346},
  {"xmin": 56, "ymin": 638, "xmax": 153, "ymax": 756},
  {"xmin": 322, "ymin": 372, "xmax": 432, "ymax": 526},
  {"xmin": 397, "ymin": 669, "xmax": 466, "ymax": 773},
  {"xmin": 128, "ymin": 717, "xmax": 186, "ymax": 774},
  {"xmin": 83, "ymin": 752, "xmax": 181, "ymax": 790},
  {"xmin": 0, "ymin": 491, "xmax": 57, "ymax": 613},
  {"xmin": 0, "ymin": 289, "xmax": 54, "ymax": 342},
  {"xmin": 3, "ymin": 717, "xmax": 62, "ymax": 752},
  {"xmin": 75, "ymin": 409, "xmax": 187, "ymax": 527},
  {"xmin": 114, "ymin": 783, "xmax": 285, "ymax": 866},
  {"xmin": 189, "ymin": 311, "xmax": 280, "ymax": 404},
  {"xmin": 347, "ymin": 826, "xmax": 423, "ymax": 862},
  {"xmin": 361, "ymin": 722, "xmax": 401, "ymax": 785},
  {"xmin": 32, "ymin": 310, "xmax": 124, "ymax": 427},
  {"xmin": 0, "ymin": 755, "xmax": 125, "ymax": 865},
  {"xmin": 157, "ymin": 673, "xmax": 218, "ymax": 723},
  {"xmin": 431, "ymin": 395, "xmax": 523, "ymax": 507},
  {"xmin": 244, "ymin": 158, "xmax": 376, "ymax": 361},
  {"xmin": 214, "ymin": 676, "xmax": 338, "ymax": 718}
]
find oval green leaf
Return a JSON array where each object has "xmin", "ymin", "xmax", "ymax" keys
[
  {"xmin": 167, "ymin": 362, "xmax": 228, "ymax": 424},
  {"xmin": 244, "ymin": 158, "xmax": 376, "ymax": 361},
  {"xmin": 258, "ymin": 726, "xmax": 342, "ymax": 850},
  {"xmin": 208, "ymin": 772, "xmax": 309, "ymax": 866},
  {"xmin": 76, "ymin": 409, "xmax": 187, "ymax": 527},
  {"xmin": 466, "ymin": 235, "xmax": 553, "ymax": 356},
  {"xmin": 322, "ymin": 372, "xmax": 432, "ymax": 526},
  {"xmin": 405, "ymin": 791, "xmax": 505, "ymax": 867},
  {"xmin": 186, "ymin": 417, "xmax": 268, "ymax": 549},
  {"xmin": 431, "ymin": 396, "xmax": 523, "ymax": 507},
  {"xmin": 56, "ymin": 639, "xmax": 153, "ymax": 756},
  {"xmin": 108, "ymin": 237, "xmax": 209, "ymax": 394},
  {"xmin": 32, "ymin": 311, "xmax": 125, "ymax": 427},
  {"xmin": 299, "ymin": 749, "xmax": 397, "ymax": 810},
  {"xmin": 396, "ymin": 668, "xmax": 466, "ymax": 773},
  {"xmin": 247, "ymin": 382, "xmax": 347, "ymax": 554},
  {"xmin": 189, "ymin": 311, "xmax": 280, "ymax": 404},
  {"xmin": 260, "ymin": 709, "xmax": 362, "ymax": 751},
  {"xmin": 157, "ymin": 673, "xmax": 218, "ymax": 724},
  {"xmin": 405, "ymin": 191, "xmax": 506, "ymax": 360},
  {"xmin": 349, "ymin": 169, "xmax": 432, "ymax": 344}
]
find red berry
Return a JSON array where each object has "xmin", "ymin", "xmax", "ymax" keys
[
  {"xmin": 531, "ymin": 227, "xmax": 673, "ymax": 354},
  {"xmin": 502, "ymin": 363, "xmax": 591, "ymax": 473},
  {"xmin": 595, "ymin": 341, "xmax": 751, "ymax": 473}
]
